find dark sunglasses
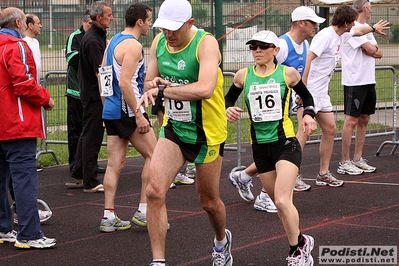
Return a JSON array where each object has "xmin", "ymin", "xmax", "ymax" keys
[{"xmin": 249, "ymin": 43, "xmax": 276, "ymax": 50}]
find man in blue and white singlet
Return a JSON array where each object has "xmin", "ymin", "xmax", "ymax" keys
[{"xmin": 99, "ymin": 3, "xmax": 157, "ymax": 233}]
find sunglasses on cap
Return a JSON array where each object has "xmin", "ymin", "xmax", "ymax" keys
[{"xmin": 249, "ymin": 43, "xmax": 276, "ymax": 50}]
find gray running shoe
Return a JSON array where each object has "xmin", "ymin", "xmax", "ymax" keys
[
  {"xmin": 294, "ymin": 174, "xmax": 311, "ymax": 192},
  {"xmin": 185, "ymin": 165, "xmax": 196, "ymax": 178},
  {"xmin": 14, "ymin": 236, "xmax": 56, "ymax": 249},
  {"xmin": 316, "ymin": 172, "xmax": 344, "ymax": 187},
  {"xmin": 212, "ymin": 229, "xmax": 233, "ymax": 266},
  {"xmin": 0, "ymin": 230, "xmax": 17, "ymax": 243},
  {"xmin": 100, "ymin": 216, "xmax": 131, "ymax": 232},
  {"xmin": 337, "ymin": 161, "xmax": 364, "ymax": 175},
  {"xmin": 352, "ymin": 158, "xmax": 376, "ymax": 173},
  {"xmin": 131, "ymin": 210, "xmax": 147, "ymax": 227},
  {"xmin": 131, "ymin": 210, "xmax": 170, "ymax": 230}
]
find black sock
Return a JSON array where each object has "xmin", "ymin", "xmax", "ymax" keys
[
  {"xmin": 151, "ymin": 260, "xmax": 166, "ymax": 265},
  {"xmin": 298, "ymin": 233, "xmax": 305, "ymax": 248},
  {"xmin": 289, "ymin": 244, "xmax": 299, "ymax": 255}
]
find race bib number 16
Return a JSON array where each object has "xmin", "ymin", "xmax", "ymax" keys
[
  {"xmin": 248, "ymin": 83, "xmax": 282, "ymax": 122},
  {"xmin": 99, "ymin": 65, "xmax": 113, "ymax": 97},
  {"xmin": 165, "ymin": 99, "xmax": 192, "ymax": 122}
]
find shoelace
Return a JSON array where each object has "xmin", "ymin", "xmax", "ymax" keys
[
  {"xmin": 324, "ymin": 173, "xmax": 342, "ymax": 184},
  {"xmin": 237, "ymin": 179, "xmax": 253, "ymax": 192},
  {"xmin": 212, "ymin": 251, "xmax": 226, "ymax": 266},
  {"xmin": 286, "ymin": 255, "xmax": 301, "ymax": 266},
  {"xmin": 296, "ymin": 178, "xmax": 307, "ymax": 186}
]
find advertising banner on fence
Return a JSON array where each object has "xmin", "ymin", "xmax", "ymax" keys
[{"xmin": 225, "ymin": 25, "xmax": 258, "ymax": 63}]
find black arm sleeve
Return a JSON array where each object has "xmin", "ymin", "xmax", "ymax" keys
[
  {"xmin": 293, "ymin": 79, "xmax": 315, "ymax": 118},
  {"xmin": 224, "ymin": 83, "xmax": 243, "ymax": 108}
]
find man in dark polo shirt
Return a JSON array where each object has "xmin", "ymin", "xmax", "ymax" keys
[{"xmin": 70, "ymin": 1, "xmax": 114, "ymax": 193}]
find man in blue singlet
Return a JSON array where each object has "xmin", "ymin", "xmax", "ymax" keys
[{"xmin": 99, "ymin": 3, "xmax": 157, "ymax": 233}]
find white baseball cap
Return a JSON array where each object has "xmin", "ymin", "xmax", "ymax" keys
[
  {"xmin": 245, "ymin": 30, "xmax": 279, "ymax": 47},
  {"xmin": 153, "ymin": 0, "xmax": 192, "ymax": 31},
  {"xmin": 291, "ymin": 6, "xmax": 326, "ymax": 24}
]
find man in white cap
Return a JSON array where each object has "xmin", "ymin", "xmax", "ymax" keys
[
  {"xmin": 227, "ymin": 6, "xmax": 325, "ymax": 213},
  {"xmin": 137, "ymin": 0, "xmax": 231, "ymax": 265},
  {"xmin": 302, "ymin": 5, "xmax": 388, "ymax": 188}
]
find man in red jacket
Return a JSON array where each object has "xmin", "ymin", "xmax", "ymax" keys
[{"xmin": 0, "ymin": 7, "xmax": 56, "ymax": 248}]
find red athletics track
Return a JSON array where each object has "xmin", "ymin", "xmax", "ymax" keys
[{"xmin": 1, "ymin": 135, "xmax": 398, "ymax": 266}]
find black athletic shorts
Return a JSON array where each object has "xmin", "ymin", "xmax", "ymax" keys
[
  {"xmin": 104, "ymin": 113, "xmax": 151, "ymax": 139},
  {"xmin": 343, "ymin": 84, "xmax": 376, "ymax": 117},
  {"xmin": 252, "ymin": 137, "xmax": 301, "ymax": 174},
  {"xmin": 163, "ymin": 124, "xmax": 224, "ymax": 164}
]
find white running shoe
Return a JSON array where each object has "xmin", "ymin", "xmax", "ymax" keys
[
  {"xmin": 352, "ymin": 158, "xmax": 376, "ymax": 173},
  {"xmin": 300, "ymin": 234, "xmax": 314, "ymax": 266},
  {"xmin": 173, "ymin": 173, "xmax": 195, "ymax": 185},
  {"xmin": 337, "ymin": 161, "xmax": 364, "ymax": 175},
  {"xmin": 253, "ymin": 195, "xmax": 277, "ymax": 213},
  {"xmin": 286, "ymin": 248, "xmax": 305, "ymax": 266},
  {"xmin": 228, "ymin": 169, "xmax": 254, "ymax": 202},
  {"xmin": 212, "ymin": 229, "xmax": 233, "ymax": 266},
  {"xmin": 14, "ymin": 236, "xmax": 56, "ymax": 249},
  {"xmin": 0, "ymin": 230, "xmax": 17, "ymax": 243}
]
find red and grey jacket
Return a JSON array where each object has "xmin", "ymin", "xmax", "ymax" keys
[{"xmin": 0, "ymin": 30, "xmax": 50, "ymax": 141}]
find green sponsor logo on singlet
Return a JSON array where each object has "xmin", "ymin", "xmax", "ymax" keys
[{"xmin": 208, "ymin": 150, "xmax": 216, "ymax": 157}]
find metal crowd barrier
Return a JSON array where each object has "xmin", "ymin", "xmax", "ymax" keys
[
  {"xmin": 308, "ymin": 66, "xmax": 397, "ymax": 146},
  {"xmin": 374, "ymin": 66, "xmax": 398, "ymax": 155},
  {"xmin": 37, "ymin": 67, "xmax": 397, "ymax": 166},
  {"xmin": 36, "ymin": 71, "xmax": 68, "ymax": 165},
  {"xmin": 328, "ymin": 66, "xmax": 398, "ymax": 156}
]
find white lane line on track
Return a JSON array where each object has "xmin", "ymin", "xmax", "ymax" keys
[{"xmin": 302, "ymin": 179, "xmax": 399, "ymax": 186}]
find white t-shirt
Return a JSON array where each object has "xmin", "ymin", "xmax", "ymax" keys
[
  {"xmin": 307, "ymin": 26, "xmax": 353, "ymax": 97},
  {"xmin": 341, "ymin": 21, "xmax": 377, "ymax": 86},
  {"xmin": 23, "ymin": 36, "xmax": 41, "ymax": 82}
]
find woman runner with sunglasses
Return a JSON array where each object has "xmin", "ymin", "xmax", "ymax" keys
[{"xmin": 225, "ymin": 30, "xmax": 317, "ymax": 266}]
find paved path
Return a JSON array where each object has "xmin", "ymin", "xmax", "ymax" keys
[{"xmin": 1, "ymin": 136, "xmax": 399, "ymax": 265}]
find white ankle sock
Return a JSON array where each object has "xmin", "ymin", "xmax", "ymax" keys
[
  {"xmin": 104, "ymin": 209, "xmax": 115, "ymax": 219},
  {"xmin": 214, "ymin": 235, "xmax": 227, "ymax": 251},
  {"xmin": 138, "ymin": 203, "xmax": 147, "ymax": 215},
  {"xmin": 259, "ymin": 190, "xmax": 269, "ymax": 200},
  {"xmin": 239, "ymin": 170, "xmax": 253, "ymax": 183}
]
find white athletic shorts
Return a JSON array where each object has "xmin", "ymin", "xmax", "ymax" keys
[{"xmin": 313, "ymin": 95, "xmax": 333, "ymax": 114}]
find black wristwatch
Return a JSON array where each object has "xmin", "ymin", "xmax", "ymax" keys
[
  {"xmin": 158, "ymin": 85, "xmax": 165, "ymax": 99},
  {"xmin": 371, "ymin": 24, "xmax": 376, "ymax": 32}
]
